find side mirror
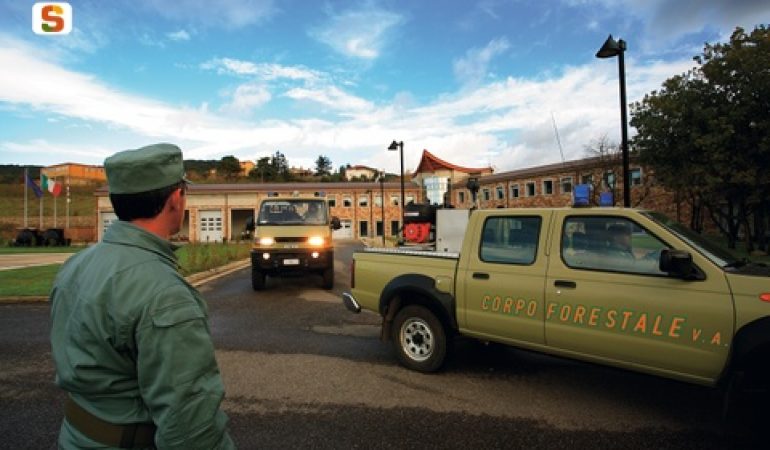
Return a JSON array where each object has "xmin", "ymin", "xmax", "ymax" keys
[
  {"xmin": 659, "ymin": 249, "xmax": 695, "ymax": 279},
  {"xmin": 330, "ymin": 216, "xmax": 342, "ymax": 230}
]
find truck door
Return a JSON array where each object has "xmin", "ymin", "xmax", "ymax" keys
[
  {"xmin": 458, "ymin": 212, "xmax": 549, "ymax": 345},
  {"xmin": 544, "ymin": 212, "xmax": 734, "ymax": 382}
]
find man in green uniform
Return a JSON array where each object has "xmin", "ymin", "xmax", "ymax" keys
[{"xmin": 50, "ymin": 143, "xmax": 236, "ymax": 449}]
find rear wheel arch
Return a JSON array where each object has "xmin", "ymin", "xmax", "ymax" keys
[{"xmin": 379, "ymin": 274, "xmax": 457, "ymax": 332}]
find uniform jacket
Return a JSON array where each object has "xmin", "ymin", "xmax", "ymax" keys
[{"xmin": 50, "ymin": 220, "xmax": 235, "ymax": 449}]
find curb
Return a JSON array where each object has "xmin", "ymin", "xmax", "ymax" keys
[{"xmin": 0, "ymin": 258, "xmax": 251, "ymax": 304}]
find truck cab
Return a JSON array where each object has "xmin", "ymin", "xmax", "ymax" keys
[{"xmin": 249, "ymin": 197, "xmax": 340, "ymax": 290}]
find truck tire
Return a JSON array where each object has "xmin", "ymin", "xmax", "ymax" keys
[
  {"xmin": 251, "ymin": 266, "xmax": 266, "ymax": 291},
  {"xmin": 392, "ymin": 305, "xmax": 447, "ymax": 372},
  {"xmin": 321, "ymin": 266, "xmax": 334, "ymax": 290}
]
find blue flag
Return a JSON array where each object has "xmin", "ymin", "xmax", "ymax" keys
[{"xmin": 25, "ymin": 172, "xmax": 43, "ymax": 198}]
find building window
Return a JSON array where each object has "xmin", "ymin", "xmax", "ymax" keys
[
  {"xmin": 359, "ymin": 195, "xmax": 369, "ymax": 207},
  {"xmin": 406, "ymin": 195, "xmax": 415, "ymax": 205},
  {"xmin": 423, "ymin": 176, "xmax": 449, "ymax": 205},
  {"xmin": 526, "ymin": 182, "xmax": 536, "ymax": 197},
  {"xmin": 359, "ymin": 220, "xmax": 369, "ymax": 237},
  {"xmin": 561, "ymin": 177, "xmax": 573, "ymax": 194},
  {"xmin": 374, "ymin": 195, "xmax": 382, "ymax": 207},
  {"xmin": 343, "ymin": 196, "xmax": 352, "ymax": 207},
  {"xmin": 390, "ymin": 220, "xmax": 400, "ymax": 236},
  {"xmin": 631, "ymin": 168, "xmax": 642, "ymax": 186},
  {"xmin": 581, "ymin": 174, "xmax": 593, "ymax": 185},
  {"xmin": 543, "ymin": 180, "xmax": 554, "ymax": 195},
  {"xmin": 390, "ymin": 195, "xmax": 399, "ymax": 206},
  {"xmin": 496, "ymin": 186, "xmax": 504, "ymax": 200},
  {"xmin": 327, "ymin": 195, "xmax": 336, "ymax": 208},
  {"xmin": 604, "ymin": 171, "xmax": 616, "ymax": 190},
  {"xmin": 458, "ymin": 191, "xmax": 466, "ymax": 203},
  {"xmin": 483, "ymin": 189, "xmax": 491, "ymax": 201},
  {"xmin": 376, "ymin": 221, "xmax": 384, "ymax": 237},
  {"xmin": 511, "ymin": 184, "xmax": 519, "ymax": 198}
]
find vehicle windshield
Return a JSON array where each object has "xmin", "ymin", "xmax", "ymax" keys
[
  {"xmin": 643, "ymin": 211, "xmax": 741, "ymax": 268},
  {"xmin": 257, "ymin": 199, "xmax": 328, "ymax": 225}
]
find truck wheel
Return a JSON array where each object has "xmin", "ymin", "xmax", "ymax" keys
[
  {"xmin": 321, "ymin": 266, "xmax": 334, "ymax": 290},
  {"xmin": 392, "ymin": 305, "xmax": 447, "ymax": 372},
  {"xmin": 251, "ymin": 267, "xmax": 266, "ymax": 291}
]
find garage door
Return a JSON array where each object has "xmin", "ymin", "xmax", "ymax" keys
[
  {"xmin": 333, "ymin": 219, "xmax": 353, "ymax": 240},
  {"xmin": 199, "ymin": 210, "xmax": 223, "ymax": 242}
]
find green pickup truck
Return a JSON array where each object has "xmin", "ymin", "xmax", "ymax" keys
[{"xmin": 343, "ymin": 207, "xmax": 770, "ymax": 408}]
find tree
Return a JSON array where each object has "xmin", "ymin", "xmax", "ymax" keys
[
  {"xmin": 218, "ymin": 155, "xmax": 242, "ymax": 180},
  {"xmin": 248, "ymin": 152, "xmax": 292, "ymax": 182},
  {"xmin": 631, "ymin": 26, "xmax": 770, "ymax": 250},
  {"xmin": 270, "ymin": 151, "xmax": 292, "ymax": 182},
  {"xmin": 315, "ymin": 155, "xmax": 332, "ymax": 177}
]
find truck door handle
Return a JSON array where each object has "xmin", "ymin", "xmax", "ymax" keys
[
  {"xmin": 472, "ymin": 272, "xmax": 490, "ymax": 280},
  {"xmin": 554, "ymin": 280, "xmax": 576, "ymax": 289}
]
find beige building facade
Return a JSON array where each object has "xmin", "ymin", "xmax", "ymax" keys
[{"xmin": 93, "ymin": 150, "xmax": 691, "ymax": 243}]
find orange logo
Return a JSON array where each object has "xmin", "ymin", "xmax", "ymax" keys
[{"xmin": 32, "ymin": 2, "xmax": 72, "ymax": 35}]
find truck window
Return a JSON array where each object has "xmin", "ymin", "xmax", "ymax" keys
[
  {"xmin": 479, "ymin": 216, "xmax": 540, "ymax": 265},
  {"xmin": 257, "ymin": 200, "xmax": 327, "ymax": 225},
  {"xmin": 561, "ymin": 216, "xmax": 669, "ymax": 275}
]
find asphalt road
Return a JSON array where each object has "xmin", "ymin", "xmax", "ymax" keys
[{"xmin": 0, "ymin": 241, "xmax": 756, "ymax": 449}]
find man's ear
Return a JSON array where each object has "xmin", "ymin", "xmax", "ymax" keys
[{"xmin": 167, "ymin": 188, "xmax": 184, "ymax": 212}]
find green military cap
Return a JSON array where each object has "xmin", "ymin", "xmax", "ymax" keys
[{"xmin": 105, "ymin": 143, "xmax": 190, "ymax": 194}]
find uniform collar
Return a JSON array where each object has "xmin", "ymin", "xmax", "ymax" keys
[{"xmin": 103, "ymin": 220, "xmax": 180, "ymax": 266}]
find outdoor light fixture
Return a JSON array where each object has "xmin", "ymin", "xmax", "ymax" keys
[
  {"xmin": 596, "ymin": 34, "xmax": 631, "ymax": 208},
  {"xmin": 378, "ymin": 171, "xmax": 386, "ymax": 246},
  {"xmin": 387, "ymin": 140, "xmax": 405, "ymax": 244}
]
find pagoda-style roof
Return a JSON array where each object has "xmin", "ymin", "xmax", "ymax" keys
[{"xmin": 412, "ymin": 149, "xmax": 492, "ymax": 178}]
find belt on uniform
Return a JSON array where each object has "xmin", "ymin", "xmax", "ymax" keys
[{"xmin": 65, "ymin": 397, "xmax": 157, "ymax": 448}]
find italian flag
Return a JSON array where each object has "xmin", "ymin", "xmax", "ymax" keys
[{"xmin": 41, "ymin": 174, "xmax": 63, "ymax": 197}]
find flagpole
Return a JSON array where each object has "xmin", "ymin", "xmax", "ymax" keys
[
  {"xmin": 24, "ymin": 167, "xmax": 28, "ymax": 228},
  {"xmin": 40, "ymin": 187, "xmax": 44, "ymax": 229},
  {"xmin": 66, "ymin": 178, "xmax": 70, "ymax": 230},
  {"xmin": 54, "ymin": 178, "xmax": 58, "ymax": 228}
]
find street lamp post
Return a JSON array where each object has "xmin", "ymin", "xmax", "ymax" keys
[
  {"xmin": 387, "ymin": 140, "xmax": 405, "ymax": 244},
  {"xmin": 379, "ymin": 171, "xmax": 385, "ymax": 246},
  {"xmin": 596, "ymin": 34, "xmax": 631, "ymax": 208}
]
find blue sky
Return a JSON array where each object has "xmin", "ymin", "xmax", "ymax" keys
[{"xmin": 1, "ymin": 0, "xmax": 768, "ymax": 175}]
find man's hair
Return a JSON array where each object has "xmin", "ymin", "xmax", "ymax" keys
[{"xmin": 110, "ymin": 181, "xmax": 186, "ymax": 221}]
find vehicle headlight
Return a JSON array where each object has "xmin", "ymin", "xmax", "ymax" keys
[
  {"xmin": 307, "ymin": 236, "xmax": 325, "ymax": 246},
  {"xmin": 258, "ymin": 237, "xmax": 275, "ymax": 246}
]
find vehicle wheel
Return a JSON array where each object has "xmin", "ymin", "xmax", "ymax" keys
[
  {"xmin": 251, "ymin": 266, "xmax": 266, "ymax": 291},
  {"xmin": 391, "ymin": 305, "xmax": 447, "ymax": 372},
  {"xmin": 321, "ymin": 266, "xmax": 334, "ymax": 290}
]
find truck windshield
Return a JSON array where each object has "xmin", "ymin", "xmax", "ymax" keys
[
  {"xmin": 257, "ymin": 200, "xmax": 328, "ymax": 225},
  {"xmin": 643, "ymin": 211, "xmax": 741, "ymax": 268}
]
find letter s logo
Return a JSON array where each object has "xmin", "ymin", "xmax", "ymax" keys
[
  {"xmin": 42, "ymin": 5, "xmax": 64, "ymax": 32},
  {"xmin": 32, "ymin": 3, "xmax": 72, "ymax": 35}
]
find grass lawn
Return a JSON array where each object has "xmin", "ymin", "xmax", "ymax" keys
[
  {"xmin": 0, "ymin": 246, "xmax": 84, "ymax": 255},
  {"xmin": 0, "ymin": 264, "xmax": 60, "ymax": 297},
  {"xmin": 0, "ymin": 242, "xmax": 251, "ymax": 297}
]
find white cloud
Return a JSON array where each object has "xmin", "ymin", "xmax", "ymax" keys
[
  {"xmin": 1, "ymin": 139, "xmax": 113, "ymax": 165},
  {"xmin": 453, "ymin": 37, "xmax": 511, "ymax": 88},
  {"xmin": 0, "ymin": 33, "xmax": 696, "ymax": 174},
  {"xmin": 284, "ymin": 86, "xmax": 373, "ymax": 113},
  {"xmin": 167, "ymin": 30, "xmax": 191, "ymax": 41},
  {"xmin": 201, "ymin": 58, "xmax": 320, "ymax": 82},
  {"xmin": 222, "ymin": 83, "xmax": 272, "ymax": 113},
  {"xmin": 565, "ymin": 0, "xmax": 770, "ymax": 46},
  {"xmin": 310, "ymin": 7, "xmax": 404, "ymax": 60}
]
